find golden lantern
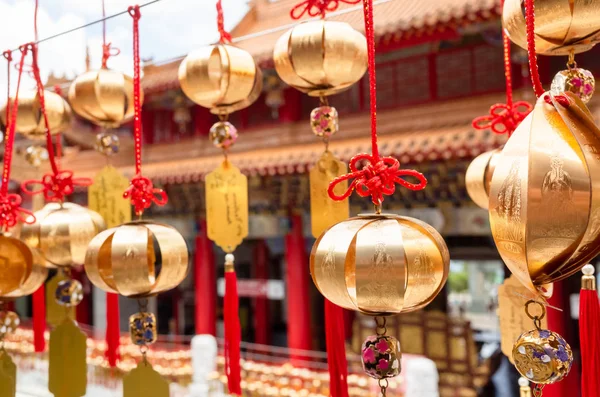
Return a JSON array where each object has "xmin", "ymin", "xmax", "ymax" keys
[
  {"xmin": 19, "ymin": 202, "xmax": 106, "ymax": 267},
  {"xmin": 503, "ymin": 0, "xmax": 600, "ymax": 56},
  {"xmin": 0, "ymin": 90, "xmax": 71, "ymax": 139},
  {"xmin": 68, "ymin": 69, "xmax": 139, "ymax": 128},
  {"xmin": 465, "ymin": 149, "xmax": 501, "ymax": 209},
  {"xmin": 84, "ymin": 221, "xmax": 189, "ymax": 298},
  {"xmin": 273, "ymin": 20, "xmax": 367, "ymax": 97},
  {"xmin": 0, "ymin": 234, "xmax": 34, "ymax": 296},
  {"xmin": 489, "ymin": 92, "xmax": 600, "ymax": 295},
  {"xmin": 311, "ymin": 214, "xmax": 449, "ymax": 315},
  {"xmin": 2, "ymin": 249, "xmax": 48, "ymax": 299},
  {"xmin": 178, "ymin": 44, "xmax": 262, "ymax": 114}
]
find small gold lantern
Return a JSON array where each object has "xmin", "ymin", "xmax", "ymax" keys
[
  {"xmin": 19, "ymin": 202, "xmax": 106, "ymax": 267},
  {"xmin": 0, "ymin": 234, "xmax": 34, "ymax": 296},
  {"xmin": 0, "ymin": 90, "xmax": 71, "ymax": 139},
  {"xmin": 465, "ymin": 149, "xmax": 501, "ymax": 209},
  {"xmin": 503, "ymin": 0, "xmax": 600, "ymax": 55},
  {"xmin": 311, "ymin": 214, "xmax": 449, "ymax": 315},
  {"xmin": 68, "ymin": 69, "xmax": 138, "ymax": 128},
  {"xmin": 489, "ymin": 92, "xmax": 600, "ymax": 294},
  {"xmin": 178, "ymin": 44, "xmax": 262, "ymax": 114},
  {"xmin": 274, "ymin": 20, "xmax": 367, "ymax": 97},
  {"xmin": 84, "ymin": 221, "xmax": 189, "ymax": 297}
]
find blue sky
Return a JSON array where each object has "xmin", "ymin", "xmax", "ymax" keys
[{"xmin": 0, "ymin": 0, "xmax": 249, "ymax": 94}]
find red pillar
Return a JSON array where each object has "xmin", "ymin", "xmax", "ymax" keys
[
  {"xmin": 74, "ymin": 268, "xmax": 90, "ymax": 325},
  {"xmin": 279, "ymin": 89, "xmax": 302, "ymax": 122},
  {"xmin": 285, "ymin": 214, "xmax": 312, "ymax": 352},
  {"xmin": 32, "ymin": 285, "xmax": 45, "ymax": 352},
  {"xmin": 544, "ymin": 281, "xmax": 580, "ymax": 397},
  {"xmin": 253, "ymin": 240, "xmax": 270, "ymax": 345},
  {"xmin": 195, "ymin": 221, "xmax": 216, "ymax": 336}
]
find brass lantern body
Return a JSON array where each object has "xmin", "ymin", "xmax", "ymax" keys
[
  {"xmin": 310, "ymin": 214, "xmax": 449, "ymax": 315},
  {"xmin": 68, "ymin": 69, "xmax": 139, "ymax": 128},
  {"xmin": 2, "ymin": 249, "xmax": 48, "ymax": 299},
  {"xmin": 274, "ymin": 20, "xmax": 367, "ymax": 97},
  {"xmin": 0, "ymin": 235, "xmax": 34, "ymax": 297},
  {"xmin": 0, "ymin": 90, "xmax": 71, "ymax": 139},
  {"xmin": 84, "ymin": 221, "xmax": 189, "ymax": 298},
  {"xmin": 178, "ymin": 44, "xmax": 262, "ymax": 114},
  {"xmin": 489, "ymin": 92, "xmax": 600, "ymax": 294},
  {"xmin": 19, "ymin": 202, "xmax": 106, "ymax": 267},
  {"xmin": 503, "ymin": 0, "xmax": 600, "ymax": 55},
  {"xmin": 466, "ymin": 149, "xmax": 501, "ymax": 209}
]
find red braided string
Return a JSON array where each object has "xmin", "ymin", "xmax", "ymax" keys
[
  {"xmin": 524, "ymin": 0, "xmax": 544, "ymax": 98},
  {"xmin": 101, "ymin": 0, "xmax": 120, "ymax": 68},
  {"xmin": 327, "ymin": 0, "xmax": 426, "ymax": 206},
  {"xmin": 216, "ymin": 0, "xmax": 232, "ymax": 43},
  {"xmin": 125, "ymin": 5, "xmax": 168, "ymax": 216},
  {"xmin": 290, "ymin": 0, "xmax": 360, "ymax": 19}
]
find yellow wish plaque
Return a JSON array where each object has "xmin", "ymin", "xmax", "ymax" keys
[
  {"xmin": 205, "ymin": 160, "xmax": 248, "ymax": 252},
  {"xmin": 497, "ymin": 275, "xmax": 548, "ymax": 363},
  {"xmin": 310, "ymin": 151, "xmax": 349, "ymax": 238},
  {"xmin": 88, "ymin": 165, "xmax": 132, "ymax": 228},
  {"xmin": 46, "ymin": 273, "xmax": 74, "ymax": 327},
  {"xmin": 0, "ymin": 350, "xmax": 15, "ymax": 397},
  {"xmin": 123, "ymin": 360, "xmax": 169, "ymax": 397},
  {"xmin": 49, "ymin": 319, "xmax": 87, "ymax": 397}
]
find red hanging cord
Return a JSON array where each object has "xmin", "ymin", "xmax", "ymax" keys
[
  {"xmin": 123, "ymin": 5, "xmax": 167, "ymax": 216},
  {"xmin": 101, "ymin": 0, "xmax": 120, "ymax": 68},
  {"xmin": 327, "ymin": 0, "xmax": 426, "ymax": 206},
  {"xmin": 524, "ymin": 0, "xmax": 544, "ymax": 98},
  {"xmin": 579, "ymin": 265, "xmax": 600, "ymax": 397},
  {"xmin": 290, "ymin": 0, "xmax": 360, "ymax": 20},
  {"xmin": 216, "ymin": 0, "xmax": 232, "ymax": 43}
]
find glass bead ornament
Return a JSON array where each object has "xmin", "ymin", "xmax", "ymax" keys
[
  {"xmin": 95, "ymin": 131, "xmax": 120, "ymax": 156},
  {"xmin": 54, "ymin": 279, "xmax": 83, "ymax": 307},
  {"xmin": 0, "ymin": 90, "xmax": 71, "ymax": 140},
  {"xmin": 209, "ymin": 121, "xmax": 238, "ymax": 149},
  {"xmin": 465, "ymin": 149, "xmax": 501, "ymax": 209},
  {"xmin": 551, "ymin": 68, "xmax": 595, "ymax": 103},
  {"xmin": 310, "ymin": 106, "xmax": 339, "ymax": 138},
  {"xmin": 129, "ymin": 312, "xmax": 157, "ymax": 346},
  {"xmin": 68, "ymin": 69, "xmax": 138, "ymax": 128},
  {"xmin": 361, "ymin": 334, "xmax": 401, "ymax": 379},
  {"xmin": 0, "ymin": 311, "xmax": 19, "ymax": 338},
  {"xmin": 24, "ymin": 145, "xmax": 48, "ymax": 167}
]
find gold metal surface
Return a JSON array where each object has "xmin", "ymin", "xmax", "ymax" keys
[
  {"xmin": 205, "ymin": 160, "xmax": 248, "ymax": 252},
  {"xmin": 84, "ymin": 221, "xmax": 189, "ymax": 297},
  {"xmin": 274, "ymin": 20, "xmax": 367, "ymax": 97},
  {"xmin": 310, "ymin": 151, "xmax": 349, "ymax": 238},
  {"xmin": 503, "ymin": 0, "xmax": 600, "ymax": 55},
  {"xmin": 490, "ymin": 92, "xmax": 600, "ymax": 295},
  {"xmin": 2, "ymin": 250, "xmax": 48, "ymax": 298},
  {"xmin": 0, "ymin": 350, "xmax": 15, "ymax": 397},
  {"xmin": 0, "ymin": 90, "xmax": 71, "ymax": 139},
  {"xmin": 310, "ymin": 214, "xmax": 449, "ymax": 315},
  {"xmin": 465, "ymin": 149, "xmax": 501, "ymax": 209},
  {"xmin": 88, "ymin": 166, "xmax": 132, "ymax": 229},
  {"xmin": 179, "ymin": 44, "xmax": 262, "ymax": 114},
  {"xmin": 123, "ymin": 360, "xmax": 169, "ymax": 397},
  {"xmin": 0, "ymin": 235, "xmax": 33, "ymax": 297},
  {"xmin": 20, "ymin": 203, "xmax": 106, "ymax": 267},
  {"xmin": 68, "ymin": 69, "xmax": 138, "ymax": 128},
  {"xmin": 48, "ymin": 318, "xmax": 87, "ymax": 397}
]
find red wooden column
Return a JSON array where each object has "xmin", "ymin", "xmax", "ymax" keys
[
  {"xmin": 195, "ymin": 221, "xmax": 216, "ymax": 336},
  {"xmin": 253, "ymin": 240, "xmax": 270, "ymax": 345},
  {"xmin": 285, "ymin": 214, "xmax": 312, "ymax": 352}
]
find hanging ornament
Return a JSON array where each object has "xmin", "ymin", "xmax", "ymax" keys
[
  {"xmin": 84, "ymin": 7, "xmax": 187, "ymax": 395},
  {"xmin": 310, "ymin": 1, "xmax": 449, "ymax": 395},
  {"xmin": 578, "ymin": 264, "xmax": 600, "ymax": 397}
]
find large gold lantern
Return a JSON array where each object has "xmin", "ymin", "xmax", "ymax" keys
[
  {"xmin": 3, "ymin": 249, "xmax": 48, "ymax": 299},
  {"xmin": 68, "ymin": 69, "xmax": 138, "ymax": 128},
  {"xmin": 0, "ymin": 90, "xmax": 71, "ymax": 139},
  {"xmin": 274, "ymin": 20, "xmax": 367, "ymax": 97},
  {"xmin": 503, "ymin": 0, "xmax": 600, "ymax": 56},
  {"xmin": 465, "ymin": 149, "xmax": 501, "ymax": 209},
  {"xmin": 178, "ymin": 44, "xmax": 262, "ymax": 115},
  {"xmin": 19, "ymin": 202, "xmax": 106, "ymax": 267},
  {"xmin": 84, "ymin": 221, "xmax": 189, "ymax": 297},
  {"xmin": 0, "ymin": 235, "xmax": 34, "ymax": 296},
  {"xmin": 489, "ymin": 92, "xmax": 600, "ymax": 295}
]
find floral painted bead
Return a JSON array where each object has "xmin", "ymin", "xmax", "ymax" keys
[
  {"xmin": 209, "ymin": 121, "xmax": 238, "ymax": 149},
  {"xmin": 551, "ymin": 68, "xmax": 595, "ymax": 103},
  {"xmin": 129, "ymin": 312, "xmax": 157, "ymax": 346},
  {"xmin": 0, "ymin": 311, "xmax": 20, "ymax": 337},
  {"xmin": 512, "ymin": 328, "xmax": 573, "ymax": 384},
  {"xmin": 55, "ymin": 279, "xmax": 84, "ymax": 307},
  {"xmin": 310, "ymin": 106, "xmax": 339, "ymax": 138},
  {"xmin": 95, "ymin": 132, "xmax": 120, "ymax": 156},
  {"xmin": 361, "ymin": 335, "xmax": 401, "ymax": 379}
]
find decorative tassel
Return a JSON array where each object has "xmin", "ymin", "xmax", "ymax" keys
[
  {"xmin": 579, "ymin": 264, "xmax": 600, "ymax": 397},
  {"xmin": 32, "ymin": 284, "xmax": 45, "ymax": 353},
  {"xmin": 105, "ymin": 292, "xmax": 120, "ymax": 367},
  {"xmin": 325, "ymin": 299, "xmax": 349, "ymax": 397},
  {"xmin": 224, "ymin": 253, "xmax": 241, "ymax": 395}
]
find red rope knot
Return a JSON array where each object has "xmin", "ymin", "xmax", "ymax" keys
[
  {"xmin": 216, "ymin": 0, "xmax": 232, "ymax": 43},
  {"xmin": 0, "ymin": 193, "xmax": 35, "ymax": 229},
  {"xmin": 472, "ymin": 101, "xmax": 533, "ymax": 136},
  {"xmin": 123, "ymin": 176, "xmax": 168, "ymax": 216},
  {"xmin": 21, "ymin": 170, "xmax": 93, "ymax": 202},
  {"xmin": 127, "ymin": 5, "xmax": 141, "ymax": 20},
  {"xmin": 2, "ymin": 50, "xmax": 12, "ymax": 62},
  {"xmin": 101, "ymin": 43, "xmax": 121, "ymax": 69},
  {"xmin": 290, "ymin": 0, "xmax": 360, "ymax": 19},
  {"xmin": 328, "ymin": 153, "xmax": 427, "ymax": 205},
  {"xmin": 544, "ymin": 93, "xmax": 571, "ymax": 108}
]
